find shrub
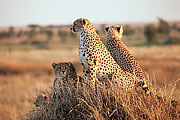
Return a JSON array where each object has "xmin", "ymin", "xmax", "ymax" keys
[
  {"xmin": 28, "ymin": 30, "xmax": 36, "ymax": 38},
  {"xmin": 144, "ymin": 24, "xmax": 158, "ymax": 43},
  {"xmin": 0, "ymin": 31, "xmax": 11, "ymax": 38},
  {"xmin": 0, "ymin": 27, "xmax": 15, "ymax": 38},
  {"xmin": 17, "ymin": 31, "xmax": 23, "ymax": 37},
  {"xmin": 124, "ymin": 25, "xmax": 135, "ymax": 35},
  {"xmin": 23, "ymin": 77, "xmax": 180, "ymax": 120},
  {"xmin": 28, "ymin": 24, "xmax": 39, "ymax": 38},
  {"xmin": 8, "ymin": 27, "xmax": 15, "ymax": 36},
  {"xmin": 158, "ymin": 18, "xmax": 170, "ymax": 34},
  {"xmin": 58, "ymin": 30, "xmax": 69, "ymax": 42},
  {"xmin": 45, "ymin": 30, "xmax": 53, "ymax": 40},
  {"xmin": 166, "ymin": 37, "xmax": 180, "ymax": 44}
]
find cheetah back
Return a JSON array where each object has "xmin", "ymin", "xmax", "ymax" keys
[{"xmin": 105, "ymin": 25, "xmax": 145, "ymax": 81}]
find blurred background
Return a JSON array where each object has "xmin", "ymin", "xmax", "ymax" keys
[{"xmin": 0, "ymin": 0, "xmax": 180, "ymax": 119}]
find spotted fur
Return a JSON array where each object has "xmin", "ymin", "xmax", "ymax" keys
[
  {"xmin": 52, "ymin": 62, "xmax": 83, "ymax": 94},
  {"xmin": 52, "ymin": 62, "xmax": 77, "ymax": 90},
  {"xmin": 71, "ymin": 18, "xmax": 138, "ymax": 89},
  {"xmin": 34, "ymin": 94, "xmax": 48, "ymax": 107},
  {"xmin": 52, "ymin": 62, "xmax": 77, "ymax": 81},
  {"xmin": 105, "ymin": 25, "xmax": 150, "ymax": 94}
]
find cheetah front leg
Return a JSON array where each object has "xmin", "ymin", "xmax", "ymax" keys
[
  {"xmin": 89, "ymin": 66, "xmax": 97, "ymax": 90},
  {"xmin": 88, "ymin": 59, "xmax": 98, "ymax": 90},
  {"xmin": 82, "ymin": 67, "xmax": 90, "ymax": 83}
]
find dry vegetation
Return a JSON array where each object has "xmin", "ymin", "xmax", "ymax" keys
[
  {"xmin": 0, "ymin": 45, "xmax": 180, "ymax": 119},
  {"xmin": 22, "ymin": 75, "xmax": 180, "ymax": 120},
  {"xmin": 0, "ymin": 19, "xmax": 180, "ymax": 119}
]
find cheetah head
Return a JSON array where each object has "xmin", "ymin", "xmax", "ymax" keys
[
  {"xmin": 105, "ymin": 25, "xmax": 123, "ymax": 38},
  {"xmin": 34, "ymin": 94, "xmax": 48, "ymax": 107},
  {"xmin": 70, "ymin": 18, "xmax": 90, "ymax": 33},
  {"xmin": 52, "ymin": 62, "xmax": 76, "ymax": 79}
]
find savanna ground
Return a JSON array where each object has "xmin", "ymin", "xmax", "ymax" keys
[
  {"xmin": 0, "ymin": 45, "xmax": 180, "ymax": 119},
  {"xmin": 0, "ymin": 20, "xmax": 180, "ymax": 119}
]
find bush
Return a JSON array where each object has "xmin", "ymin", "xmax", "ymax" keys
[
  {"xmin": 23, "ymin": 77, "xmax": 180, "ymax": 120},
  {"xmin": 28, "ymin": 24, "xmax": 39, "ymax": 38},
  {"xmin": 158, "ymin": 18, "xmax": 170, "ymax": 34},
  {"xmin": 28, "ymin": 30, "xmax": 37, "ymax": 38},
  {"xmin": 144, "ymin": 24, "xmax": 158, "ymax": 43},
  {"xmin": 166, "ymin": 37, "xmax": 180, "ymax": 44},
  {"xmin": 58, "ymin": 30, "xmax": 69, "ymax": 42},
  {"xmin": 45, "ymin": 30, "xmax": 53, "ymax": 39},
  {"xmin": 0, "ymin": 31, "xmax": 11, "ymax": 38},
  {"xmin": 17, "ymin": 31, "xmax": 23, "ymax": 37},
  {"xmin": 28, "ymin": 24, "xmax": 40, "ymax": 29},
  {"xmin": 0, "ymin": 27, "xmax": 15, "ymax": 38},
  {"xmin": 8, "ymin": 27, "xmax": 15, "ymax": 36},
  {"xmin": 124, "ymin": 25, "xmax": 135, "ymax": 35}
]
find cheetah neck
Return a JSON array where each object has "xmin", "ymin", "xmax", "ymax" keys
[
  {"xmin": 106, "ymin": 34, "xmax": 129, "ymax": 50},
  {"xmin": 107, "ymin": 34, "xmax": 123, "ymax": 43},
  {"xmin": 79, "ymin": 27, "xmax": 99, "ymax": 47}
]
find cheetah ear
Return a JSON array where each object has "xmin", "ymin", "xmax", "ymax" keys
[
  {"xmin": 117, "ymin": 26, "xmax": 120, "ymax": 33},
  {"xmin": 118, "ymin": 25, "xmax": 123, "ymax": 35},
  {"xmin": 80, "ymin": 18, "xmax": 86, "ymax": 25},
  {"xmin": 105, "ymin": 26, "xmax": 109, "ymax": 32},
  {"xmin": 83, "ymin": 19, "xmax": 86, "ymax": 25},
  {"xmin": 43, "ymin": 94, "xmax": 47, "ymax": 100},
  {"xmin": 68, "ymin": 62, "xmax": 72, "ymax": 66},
  {"xmin": 68, "ymin": 62, "xmax": 74, "ymax": 70},
  {"xmin": 68, "ymin": 62, "xmax": 76, "ymax": 74},
  {"xmin": 52, "ymin": 63, "xmax": 57, "ymax": 69}
]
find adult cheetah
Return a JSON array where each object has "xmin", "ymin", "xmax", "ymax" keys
[
  {"xmin": 71, "ymin": 18, "xmax": 139, "ymax": 90},
  {"xmin": 105, "ymin": 25, "xmax": 149, "ymax": 94}
]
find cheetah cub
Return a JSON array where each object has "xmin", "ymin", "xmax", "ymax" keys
[
  {"xmin": 52, "ymin": 62, "xmax": 83, "ymax": 87},
  {"xmin": 71, "ymin": 18, "xmax": 138, "ymax": 90},
  {"xmin": 51, "ymin": 62, "xmax": 77, "ymax": 97},
  {"xmin": 34, "ymin": 94, "xmax": 48, "ymax": 107},
  {"xmin": 52, "ymin": 62, "xmax": 77, "ymax": 85},
  {"xmin": 52, "ymin": 62, "xmax": 83, "ymax": 98},
  {"xmin": 52, "ymin": 62, "xmax": 79, "ymax": 88},
  {"xmin": 105, "ymin": 25, "xmax": 150, "ymax": 94}
]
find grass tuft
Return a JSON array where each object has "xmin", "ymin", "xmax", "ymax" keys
[{"xmin": 22, "ymin": 76, "xmax": 180, "ymax": 120}]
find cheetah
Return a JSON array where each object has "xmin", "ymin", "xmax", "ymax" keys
[
  {"xmin": 105, "ymin": 25, "xmax": 149, "ymax": 94},
  {"xmin": 52, "ymin": 62, "xmax": 77, "ymax": 80},
  {"xmin": 52, "ymin": 62, "xmax": 83, "ymax": 99},
  {"xmin": 34, "ymin": 94, "xmax": 48, "ymax": 107},
  {"xmin": 52, "ymin": 62, "xmax": 83, "ymax": 90},
  {"xmin": 71, "ymin": 18, "xmax": 139, "ymax": 90}
]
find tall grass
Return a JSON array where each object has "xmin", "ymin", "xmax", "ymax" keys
[
  {"xmin": 22, "ymin": 76, "xmax": 180, "ymax": 120},
  {"xmin": 0, "ymin": 46, "xmax": 180, "ymax": 119}
]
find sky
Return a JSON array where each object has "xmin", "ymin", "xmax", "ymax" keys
[{"xmin": 0, "ymin": 0, "xmax": 180, "ymax": 27}]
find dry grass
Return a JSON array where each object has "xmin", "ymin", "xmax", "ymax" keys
[
  {"xmin": 22, "ymin": 76, "xmax": 180, "ymax": 120},
  {"xmin": 0, "ymin": 45, "xmax": 180, "ymax": 119}
]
